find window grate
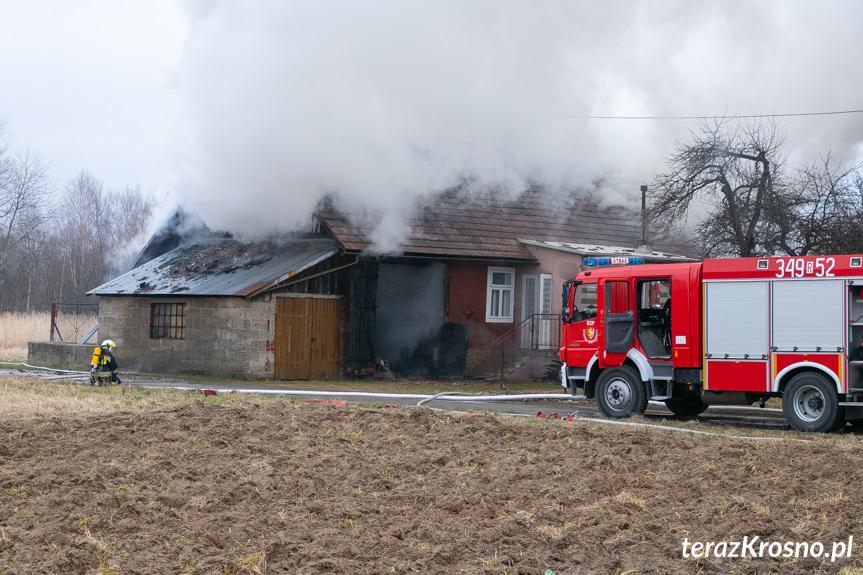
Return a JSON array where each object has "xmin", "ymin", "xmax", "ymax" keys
[{"xmin": 150, "ymin": 303, "xmax": 186, "ymax": 340}]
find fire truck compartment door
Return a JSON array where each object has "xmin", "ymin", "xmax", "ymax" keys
[
  {"xmin": 705, "ymin": 281, "xmax": 768, "ymax": 359},
  {"xmin": 771, "ymin": 279, "xmax": 843, "ymax": 352}
]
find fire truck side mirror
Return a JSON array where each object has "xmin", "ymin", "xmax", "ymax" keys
[{"xmin": 561, "ymin": 282, "xmax": 573, "ymax": 324}]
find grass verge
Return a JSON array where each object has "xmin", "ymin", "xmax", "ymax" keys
[
  {"xmin": 4, "ymin": 375, "xmax": 860, "ymax": 449},
  {"xmin": 0, "ymin": 376, "xmax": 284, "ymax": 420}
]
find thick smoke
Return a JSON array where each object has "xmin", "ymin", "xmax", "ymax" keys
[{"xmin": 173, "ymin": 0, "xmax": 863, "ymax": 243}]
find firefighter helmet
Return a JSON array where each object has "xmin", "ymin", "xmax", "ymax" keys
[{"xmin": 101, "ymin": 339, "xmax": 116, "ymax": 349}]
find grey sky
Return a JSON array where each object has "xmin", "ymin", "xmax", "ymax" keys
[{"xmin": 1, "ymin": 0, "xmax": 860, "ymax": 240}]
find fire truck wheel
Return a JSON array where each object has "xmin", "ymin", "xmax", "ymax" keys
[
  {"xmin": 783, "ymin": 372, "xmax": 845, "ymax": 433},
  {"xmin": 664, "ymin": 395, "xmax": 708, "ymax": 418},
  {"xmin": 596, "ymin": 366, "xmax": 647, "ymax": 418}
]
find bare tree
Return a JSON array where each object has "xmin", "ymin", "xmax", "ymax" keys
[
  {"xmin": 109, "ymin": 185, "xmax": 156, "ymax": 275},
  {"xmin": 0, "ymin": 121, "xmax": 52, "ymax": 310},
  {"xmin": 51, "ymin": 173, "xmax": 159, "ymax": 302},
  {"xmin": 650, "ymin": 118, "xmax": 789, "ymax": 258},
  {"xmin": 771, "ymin": 153, "xmax": 863, "ymax": 256},
  {"xmin": 0, "ymin": 120, "xmax": 160, "ymax": 310},
  {"xmin": 54, "ymin": 171, "xmax": 113, "ymax": 301}
]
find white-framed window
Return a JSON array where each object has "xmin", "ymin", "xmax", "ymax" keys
[{"xmin": 486, "ymin": 267, "xmax": 515, "ymax": 323}]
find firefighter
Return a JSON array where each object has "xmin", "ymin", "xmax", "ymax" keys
[{"xmin": 93, "ymin": 339, "xmax": 121, "ymax": 386}]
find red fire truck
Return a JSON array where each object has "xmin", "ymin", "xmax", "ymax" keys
[{"xmin": 559, "ymin": 254, "xmax": 863, "ymax": 432}]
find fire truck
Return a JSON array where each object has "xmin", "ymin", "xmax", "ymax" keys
[{"xmin": 559, "ymin": 253, "xmax": 863, "ymax": 432}]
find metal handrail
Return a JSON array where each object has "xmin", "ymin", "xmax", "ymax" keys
[{"xmin": 491, "ymin": 313, "xmax": 561, "ymax": 379}]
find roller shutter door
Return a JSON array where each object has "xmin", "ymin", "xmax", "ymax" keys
[
  {"xmin": 772, "ymin": 280, "xmax": 843, "ymax": 352},
  {"xmin": 705, "ymin": 281, "xmax": 768, "ymax": 359}
]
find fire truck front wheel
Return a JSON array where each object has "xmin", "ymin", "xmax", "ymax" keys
[
  {"xmin": 596, "ymin": 367, "xmax": 648, "ymax": 418},
  {"xmin": 783, "ymin": 372, "xmax": 845, "ymax": 433}
]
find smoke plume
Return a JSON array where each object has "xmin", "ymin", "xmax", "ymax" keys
[{"xmin": 172, "ymin": 0, "xmax": 863, "ymax": 243}]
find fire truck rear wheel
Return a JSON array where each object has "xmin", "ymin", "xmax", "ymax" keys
[
  {"xmin": 783, "ymin": 372, "xmax": 844, "ymax": 433},
  {"xmin": 596, "ymin": 366, "xmax": 647, "ymax": 418},
  {"xmin": 664, "ymin": 395, "xmax": 709, "ymax": 418}
]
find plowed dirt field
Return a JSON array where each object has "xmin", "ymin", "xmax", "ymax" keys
[{"xmin": 2, "ymin": 392, "xmax": 863, "ymax": 574}]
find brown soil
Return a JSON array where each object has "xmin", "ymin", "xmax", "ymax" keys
[{"xmin": 1, "ymin": 399, "xmax": 862, "ymax": 574}]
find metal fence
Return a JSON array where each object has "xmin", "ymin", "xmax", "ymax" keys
[
  {"xmin": 490, "ymin": 313, "xmax": 565, "ymax": 392},
  {"xmin": 50, "ymin": 303, "xmax": 99, "ymax": 344}
]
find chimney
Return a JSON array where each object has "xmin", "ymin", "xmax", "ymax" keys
[{"xmin": 635, "ymin": 184, "xmax": 652, "ymax": 254}]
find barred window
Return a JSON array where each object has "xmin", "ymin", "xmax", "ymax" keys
[{"xmin": 150, "ymin": 302, "xmax": 186, "ymax": 339}]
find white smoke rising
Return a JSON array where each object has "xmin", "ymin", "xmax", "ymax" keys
[{"xmin": 173, "ymin": 0, "xmax": 863, "ymax": 241}]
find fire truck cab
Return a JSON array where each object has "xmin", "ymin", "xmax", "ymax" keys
[{"xmin": 559, "ymin": 254, "xmax": 863, "ymax": 432}]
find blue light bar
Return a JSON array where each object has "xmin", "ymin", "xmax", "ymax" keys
[{"xmin": 584, "ymin": 256, "xmax": 644, "ymax": 267}]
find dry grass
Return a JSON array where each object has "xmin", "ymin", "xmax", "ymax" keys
[
  {"xmin": 0, "ymin": 312, "xmax": 51, "ymax": 360},
  {"xmin": 2, "ymin": 375, "xmax": 860, "ymax": 451},
  {"xmin": 0, "ymin": 376, "xmax": 284, "ymax": 420}
]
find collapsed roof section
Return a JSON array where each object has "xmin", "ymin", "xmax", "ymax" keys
[{"xmin": 88, "ymin": 238, "xmax": 338, "ymax": 298}]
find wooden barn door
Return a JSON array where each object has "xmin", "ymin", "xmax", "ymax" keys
[{"xmin": 275, "ymin": 296, "xmax": 341, "ymax": 380}]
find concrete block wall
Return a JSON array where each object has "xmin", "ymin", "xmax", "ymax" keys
[
  {"xmin": 28, "ymin": 342, "xmax": 94, "ymax": 371},
  {"xmin": 97, "ymin": 296, "xmax": 276, "ymax": 380}
]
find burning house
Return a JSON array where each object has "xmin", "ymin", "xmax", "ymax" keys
[{"xmin": 80, "ymin": 187, "xmax": 691, "ymax": 380}]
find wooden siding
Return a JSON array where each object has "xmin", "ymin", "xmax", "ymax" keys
[{"xmin": 275, "ymin": 296, "xmax": 341, "ymax": 380}]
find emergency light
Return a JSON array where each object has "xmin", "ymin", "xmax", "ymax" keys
[{"xmin": 583, "ymin": 256, "xmax": 644, "ymax": 267}]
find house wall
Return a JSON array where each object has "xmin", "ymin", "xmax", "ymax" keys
[
  {"xmin": 446, "ymin": 261, "xmax": 510, "ymax": 347},
  {"xmin": 444, "ymin": 252, "xmax": 582, "ymax": 378},
  {"xmin": 446, "ymin": 261, "xmax": 528, "ymax": 376},
  {"xmin": 97, "ymin": 295, "xmax": 276, "ymax": 380},
  {"xmin": 521, "ymin": 245, "xmax": 584, "ymax": 315}
]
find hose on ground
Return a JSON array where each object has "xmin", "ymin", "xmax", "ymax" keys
[{"xmin": 0, "ymin": 360, "xmax": 91, "ymax": 374}]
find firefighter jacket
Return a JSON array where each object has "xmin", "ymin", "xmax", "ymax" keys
[{"xmin": 99, "ymin": 352, "xmax": 118, "ymax": 375}]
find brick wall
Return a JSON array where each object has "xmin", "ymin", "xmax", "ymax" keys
[
  {"xmin": 446, "ymin": 261, "xmax": 513, "ymax": 348},
  {"xmin": 97, "ymin": 295, "xmax": 276, "ymax": 380}
]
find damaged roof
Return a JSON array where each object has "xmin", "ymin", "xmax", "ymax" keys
[
  {"xmin": 88, "ymin": 238, "xmax": 338, "ymax": 298},
  {"xmin": 316, "ymin": 188, "xmax": 692, "ymax": 260}
]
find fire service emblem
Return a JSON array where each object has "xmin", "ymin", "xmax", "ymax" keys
[{"xmin": 582, "ymin": 320, "xmax": 599, "ymax": 344}]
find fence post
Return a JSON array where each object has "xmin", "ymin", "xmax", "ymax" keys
[{"xmin": 50, "ymin": 303, "xmax": 56, "ymax": 342}]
